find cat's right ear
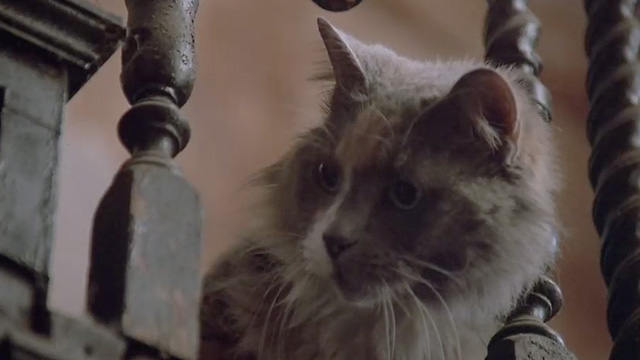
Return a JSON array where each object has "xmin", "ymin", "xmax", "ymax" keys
[
  {"xmin": 442, "ymin": 68, "xmax": 520, "ymax": 161},
  {"xmin": 317, "ymin": 17, "xmax": 367, "ymax": 95}
]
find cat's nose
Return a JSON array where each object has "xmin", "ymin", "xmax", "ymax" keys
[{"xmin": 322, "ymin": 234, "xmax": 356, "ymax": 260}]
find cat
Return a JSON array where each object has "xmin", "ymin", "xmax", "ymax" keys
[{"xmin": 199, "ymin": 17, "xmax": 560, "ymax": 360}]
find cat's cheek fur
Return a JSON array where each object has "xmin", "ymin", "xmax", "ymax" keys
[
  {"xmin": 302, "ymin": 222, "xmax": 333, "ymax": 277},
  {"xmin": 302, "ymin": 201, "xmax": 341, "ymax": 277}
]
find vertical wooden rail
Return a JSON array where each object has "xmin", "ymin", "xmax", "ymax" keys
[
  {"xmin": 483, "ymin": 1, "xmax": 576, "ymax": 359},
  {"xmin": 86, "ymin": 0, "xmax": 203, "ymax": 359},
  {"xmin": 0, "ymin": 1, "xmax": 125, "ymax": 359},
  {"xmin": 584, "ymin": 1, "xmax": 640, "ymax": 359},
  {"xmin": 0, "ymin": 0, "xmax": 122, "ymax": 336},
  {"xmin": 484, "ymin": 0, "xmax": 551, "ymax": 122}
]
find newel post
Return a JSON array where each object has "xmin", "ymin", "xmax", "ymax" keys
[
  {"xmin": 0, "ymin": 1, "xmax": 124, "ymax": 358},
  {"xmin": 86, "ymin": 0, "xmax": 203, "ymax": 359}
]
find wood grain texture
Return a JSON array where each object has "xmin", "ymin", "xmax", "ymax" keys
[{"xmin": 584, "ymin": 0, "xmax": 640, "ymax": 359}]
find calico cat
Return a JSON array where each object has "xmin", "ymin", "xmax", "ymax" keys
[{"xmin": 200, "ymin": 18, "xmax": 560, "ymax": 360}]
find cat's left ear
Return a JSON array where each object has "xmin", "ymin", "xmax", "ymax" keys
[
  {"xmin": 317, "ymin": 17, "xmax": 367, "ymax": 95},
  {"xmin": 448, "ymin": 68, "xmax": 519, "ymax": 150}
]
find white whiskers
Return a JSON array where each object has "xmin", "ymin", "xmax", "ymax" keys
[
  {"xmin": 404, "ymin": 282, "xmax": 444, "ymax": 360},
  {"xmin": 401, "ymin": 255, "xmax": 464, "ymax": 288}
]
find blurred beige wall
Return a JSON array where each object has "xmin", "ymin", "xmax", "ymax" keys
[{"xmin": 49, "ymin": 0, "xmax": 611, "ymax": 359}]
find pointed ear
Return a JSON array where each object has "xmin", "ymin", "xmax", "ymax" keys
[
  {"xmin": 448, "ymin": 68, "xmax": 519, "ymax": 147},
  {"xmin": 317, "ymin": 17, "xmax": 367, "ymax": 94}
]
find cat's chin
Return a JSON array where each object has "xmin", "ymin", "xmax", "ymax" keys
[{"xmin": 330, "ymin": 271, "xmax": 379, "ymax": 309}]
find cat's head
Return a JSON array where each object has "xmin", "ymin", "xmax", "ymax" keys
[{"xmin": 253, "ymin": 18, "xmax": 558, "ymax": 314}]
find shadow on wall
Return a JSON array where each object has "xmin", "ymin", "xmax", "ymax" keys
[{"xmin": 51, "ymin": 1, "xmax": 609, "ymax": 359}]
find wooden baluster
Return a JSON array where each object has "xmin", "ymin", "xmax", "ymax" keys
[
  {"xmin": 311, "ymin": 0, "xmax": 363, "ymax": 12},
  {"xmin": 484, "ymin": 1, "xmax": 576, "ymax": 358},
  {"xmin": 86, "ymin": 0, "xmax": 202, "ymax": 359},
  {"xmin": 584, "ymin": 0, "xmax": 640, "ymax": 358},
  {"xmin": 486, "ymin": 277, "xmax": 576, "ymax": 359},
  {"xmin": 484, "ymin": 0, "xmax": 552, "ymax": 122}
]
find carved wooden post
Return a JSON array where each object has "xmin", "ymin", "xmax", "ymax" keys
[
  {"xmin": 311, "ymin": 0, "xmax": 363, "ymax": 12},
  {"xmin": 0, "ymin": 1, "xmax": 125, "ymax": 359},
  {"xmin": 86, "ymin": 0, "xmax": 203, "ymax": 359},
  {"xmin": 484, "ymin": 1, "xmax": 576, "ymax": 358},
  {"xmin": 584, "ymin": 1, "xmax": 640, "ymax": 359},
  {"xmin": 485, "ymin": 0, "xmax": 552, "ymax": 122},
  {"xmin": 486, "ymin": 277, "xmax": 576, "ymax": 360}
]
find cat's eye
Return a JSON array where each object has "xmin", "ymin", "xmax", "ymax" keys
[
  {"xmin": 388, "ymin": 180, "xmax": 421, "ymax": 210},
  {"xmin": 314, "ymin": 161, "xmax": 341, "ymax": 193}
]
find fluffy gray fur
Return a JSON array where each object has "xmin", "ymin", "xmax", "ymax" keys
[{"xmin": 200, "ymin": 18, "xmax": 560, "ymax": 360}]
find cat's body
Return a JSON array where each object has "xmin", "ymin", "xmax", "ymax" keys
[{"xmin": 200, "ymin": 18, "xmax": 559, "ymax": 360}]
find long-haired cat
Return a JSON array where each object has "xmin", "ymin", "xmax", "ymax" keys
[{"xmin": 200, "ymin": 18, "xmax": 559, "ymax": 360}]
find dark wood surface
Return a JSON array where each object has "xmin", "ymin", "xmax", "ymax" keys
[
  {"xmin": 486, "ymin": 278, "xmax": 577, "ymax": 360},
  {"xmin": 584, "ymin": 0, "xmax": 640, "ymax": 359},
  {"xmin": 311, "ymin": 0, "xmax": 362, "ymax": 12},
  {"xmin": 0, "ymin": 0, "xmax": 125, "ymax": 359},
  {"xmin": 484, "ymin": 0, "xmax": 552, "ymax": 123}
]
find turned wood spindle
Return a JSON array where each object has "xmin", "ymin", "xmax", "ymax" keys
[
  {"xmin": 486, "ymin": 277, "xmax": 576, "ymax": 360},
  {"xmin": 311, "ymin": 0, "xmax": 363, "ymax": 12},
  {"xmin": 584, "ymin": 0, "xmax": 640, "ymax": 358},
  {"xmin": 484, "ymin": 0, "xmax": 552, "ymax": 122},
  {"xmin": 87, "ymin": 1, "xmax": 203, "ymax": 359}
]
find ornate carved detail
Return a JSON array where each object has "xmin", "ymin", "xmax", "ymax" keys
[
  {"xmin": 86, "ymin": 0, "xmax": 202, "ymax": 359},
  {"xmin": 486, "ymin": 277, "xmax": 577, "ymax": 360},
  {"xmin": 484, "ymin": 0, "xmax": 552, "ymax": 122},
  {"xmin": 584, "ymin": 0, "xmax": 640, "ymax": 358},
  {"xmin": 118, "ymin": 0, "xmax": 198, "ymax": 158}
]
